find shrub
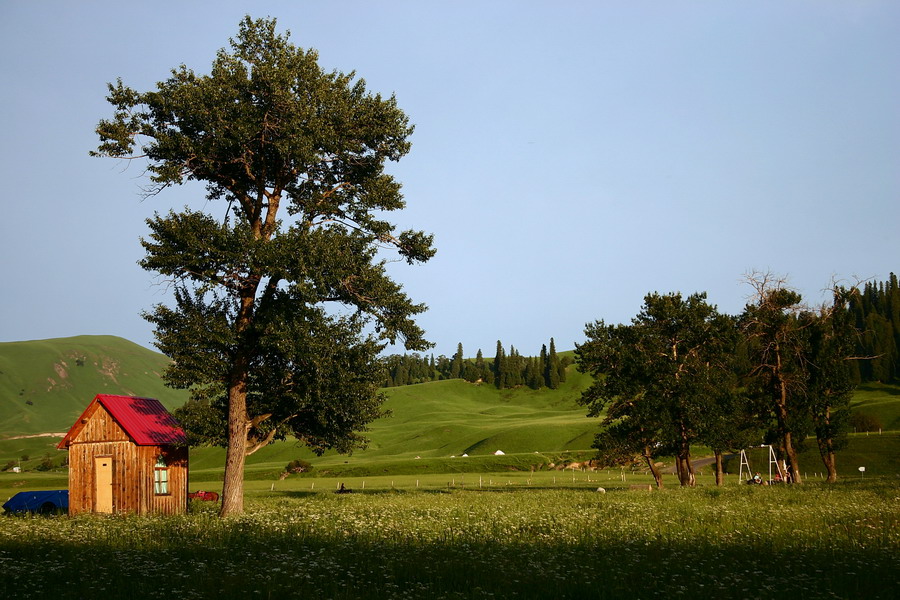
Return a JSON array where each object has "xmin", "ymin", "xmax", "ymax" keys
[
  {"xmin": 284, "ymin": 459, "xmax": 313, "ymax": 474},
  {"xmin": 849, "ymin": 411, "xmax": 883, "ymax": 432}
]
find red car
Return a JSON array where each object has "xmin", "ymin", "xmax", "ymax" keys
[{"xmin": 188, "ymin": 490, "xmax": 220, "ymax": 502}]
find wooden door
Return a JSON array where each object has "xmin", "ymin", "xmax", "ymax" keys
[{"xmin": 94, "ymin": 456, "xmax": 113, "ymax": 513}]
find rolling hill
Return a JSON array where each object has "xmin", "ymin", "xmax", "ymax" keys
[
  {"xmin": 0, "ymin": 336, "xmax": 189, "ymax": 438},
  {"xmin": 2, "ymin": 336, "xmax": 899, "ymax": 480},
  {"xmin": 0, "ymin": 336, "xmax": 599, "ymax": 471},
  {"xmin": 198, "ymin": 367, "xmax": 601, "ymax": 477}
]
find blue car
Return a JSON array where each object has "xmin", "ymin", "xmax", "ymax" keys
[{"xmin": 3, "ymin": 490, "xmax": 69, "ymax": 514}]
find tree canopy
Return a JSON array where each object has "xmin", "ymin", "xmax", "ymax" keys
[
  {"xmin": 93, "ymin": 16, "xmax": 434, "ymax": 515},
  {"xmin": 575, "ymin": 292, "xmax": 736, "ymax": 487},
  {"xmin": 577, "ymin": 276, "xmax": 864, "ymax": 487}
]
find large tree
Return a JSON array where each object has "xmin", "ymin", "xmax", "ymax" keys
[
  {"xmin": 740, "ymin": 274, "xmax": 863, "ymax": 484},
  {"xmin": 802, "ymin": 287, "xmax": 858, "ymax": 483},
  {"xmin": 739, "ymin": 273, "xmax": 810, "ymax": 484},
  {"xmin": 576, "ymin": 292, "xmax": 735, "ymax": 487},
  {"xmin": 93, "ymin": 17, "xmax": 434, "ymax": 516}
]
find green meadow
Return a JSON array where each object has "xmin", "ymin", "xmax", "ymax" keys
[
  {"xmin": 2, "ymin": 337, "xmax": 900, "ymax": 598},
  {"xmin": 851, "ymin": 383, "xmax": 900, "ymax": 431},
  {"xmin": 1, "ymin": 481, "xmax": 898, "ymax": 599}
]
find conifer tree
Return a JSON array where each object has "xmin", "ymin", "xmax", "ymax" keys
[
  {"xmin": 450, "ymin": 343, "xmax": 464, "ymax": 379},
  {"xmin": 548, "ymin": 338, "xmax": 561, "ymax": 389},
  {"xmin": 493, "ymin": 341, "xmax": 505, "ymax": 389},
  {"xmin": 475, "ymin": 349, "xmax": 486, "ymax": 382}
]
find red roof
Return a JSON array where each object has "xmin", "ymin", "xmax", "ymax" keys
[{"xmin": 58, "ymin": 394, "xmax": 187, "ymax": 448}]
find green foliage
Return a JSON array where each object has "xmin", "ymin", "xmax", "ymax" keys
[
  {"xmin": 547, "ymin": 337, "xmax": 560, "ymax": 389},
  {"xmin": 802, "ymin": 290, "xmax": 858, "ymax": 464},
  {"xmin": 847, "ymin": 273, "xmax": 900, "ymax": 382},
  {"xmin": 284, "ymin": 458, "xmax": 313, "ymax": 474},
  {"xmin": 381, "ymin": 352, "xmax": 439, "ymax": 386},
  {"xmin": 849, "ymin": 411, "xmax": 883, "ymax": 432},
  {"xmin": 384, "ymin": 337, "xmax": 573, "ymax": 391},
  {"xmin": 450, "ymin": 343, "xmax": 463, "ymax": 379},
  {"xmin": 739, "ymin": 275, "xmax": 864, "ymax": 482},
  {"xmin": 576, "ymin": 292, "xmax": 737, "ymax": 484},
  {"xmin": 92, "ymin": 16, "xmax": 434, "ymax": 512}
]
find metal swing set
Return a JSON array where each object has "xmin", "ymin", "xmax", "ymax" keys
[{"xmin": 738, "ymin": 445, "xmax": 791, "ymax": 484}]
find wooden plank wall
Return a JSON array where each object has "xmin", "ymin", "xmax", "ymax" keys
[{"xmin": 67, "ymin": 404, "xmax": 188, "ymax": 515}]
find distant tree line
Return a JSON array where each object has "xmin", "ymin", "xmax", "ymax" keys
[
  {"xmin": 383, "ymin": 338, "xmax": 572, "ymax": 390},
  {"xmin": 846, "ymin": 273, "xmax": 900, "ymax": 383},
  {"xmin": 575, "ymin": 272, "xmax": 876, "ymax": 488}
]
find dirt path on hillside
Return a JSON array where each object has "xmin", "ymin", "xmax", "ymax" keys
[
  {"xmin": 1, "ymin": 433, "xmax": 66, "ymax": 441},
  {"xmin": 664, "ymin": 455, "xmax": 733, "ymax": 474}
]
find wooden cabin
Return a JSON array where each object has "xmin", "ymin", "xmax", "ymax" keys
[{"xmin": 57, "ymin": 394, "xmax": 188, "ymax": 515}]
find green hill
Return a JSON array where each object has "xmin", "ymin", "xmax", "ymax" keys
[
  {"xmin": 199, "ymin": 367, "xmax": 600, "ymax": 477},
  {"xmin": 2, "ymin": 336, "xmax": 900, "ymax": 481},
  {"xmin": 851, "ymin": 383, "xmax": 900, "ymax": 431},
  {"xmin": 0, "ymin": 336, "xmax": 189, "ymax": 438},
  {"xmin": 374, "ymin": 367, "xmax": 596, "ymax": 456}
]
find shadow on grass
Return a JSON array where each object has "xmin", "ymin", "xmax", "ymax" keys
[
  {"xmin": 2, "ymin": 531, "xmax": 896, "ymax": 599},
  {"xmin": 857, "ymin": 383, "xmax": 900, "ymax": 396}
]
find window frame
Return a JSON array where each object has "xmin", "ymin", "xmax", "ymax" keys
[{"xmin": 153, "ymin": 455, "xmax": 170, "ymax": 496}]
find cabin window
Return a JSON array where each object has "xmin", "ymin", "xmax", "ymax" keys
[{"xmin": 154, "ymin": 456, "xmax": 169, "ymax": 495}]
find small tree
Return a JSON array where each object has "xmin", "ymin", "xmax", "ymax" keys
[
  {"xmin": 36, "ymin": 454, "xmax": 54, "ymax": 472},
  {"xmin": 450, "ymin": 343, "xmax": 464, "ymax": 379},
  {"xmin": 547, "ymin": 338, "xmax": 560, "ymax": 389},
  {"xmin": 848, "ymin": 411, "xmax": 882, "ymax": 433},
  {"xmin": 493, "ymin": 341, "xmax": 505, "ymax": 389}
]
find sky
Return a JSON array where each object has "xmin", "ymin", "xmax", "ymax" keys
[{"xmin": 1, "ymin": 1, "xmax": 898, "ymax": 359}]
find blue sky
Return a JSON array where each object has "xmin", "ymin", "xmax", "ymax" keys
[{"xmin": 1, "ymin": 1, "xmax": 898, "ymax": 359}]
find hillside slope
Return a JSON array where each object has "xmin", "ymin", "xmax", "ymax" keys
[
  {"xmin": 5, "ymin": 336, "xmax": 899, "ymax": 479},
  {"xmin": 0, "ymin": 336, "xmax": 189, "ymax": 438},
  {"xmin": 369, "ymin": 367, "xmax": 596, "ymax": 458},
  {"xmin": 184, "ymin": 367, "xmax": 600, "ymax": 475}
]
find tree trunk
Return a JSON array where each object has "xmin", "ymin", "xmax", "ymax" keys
[
  {"xmin": 219, "ymin": 289, "xmax": 258, "ymax": 517},
  {"xmin": 676, "ymin": 439, "xmax": 695, "ymax": 487},
  {"xmin": 643, "ymin": 447, "xmax": 664, "ymax": 489},
  {"xmin": 782, "ymin": 430, "xmax": 802, "ymax": 485},
  {"xmin": 816, "ymin": 407, "xmax": 838, "ymax": 483},
  {"xmin": 686, "ymin": 453, "xmax": 696, "ymax": 486},
  {"xmin": 818, "ymin": 438, "xmax": 838, "ymax": 483},
  {"xmin": 675, "ymin": 456, "xmax": 695, "ymax": 486},
  {"xmin": 775, "ymin": 377, "xmax": 803, "ymax": 484},
  {"xmin": 714, "ymin": 451, "xmax": 724, "ymax": 486},
  {"xmin": 220, "ymin": 380, "xmax": 249, "ymax": 517}
]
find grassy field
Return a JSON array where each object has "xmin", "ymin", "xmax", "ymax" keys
[
  {"xmin": 851, "ymin": 382, "xmax": 900, "ymax": 431},
  {"xmin": 1, "ymin": 479, "xmax": 897, "ymax": 599},
  {"xmin": 0, "ymin": 336, "xmax": 189, "ymax": 438},
  {"xmin": 3, "ymin": 338, "xmax": 898, "ymax": 598}
]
